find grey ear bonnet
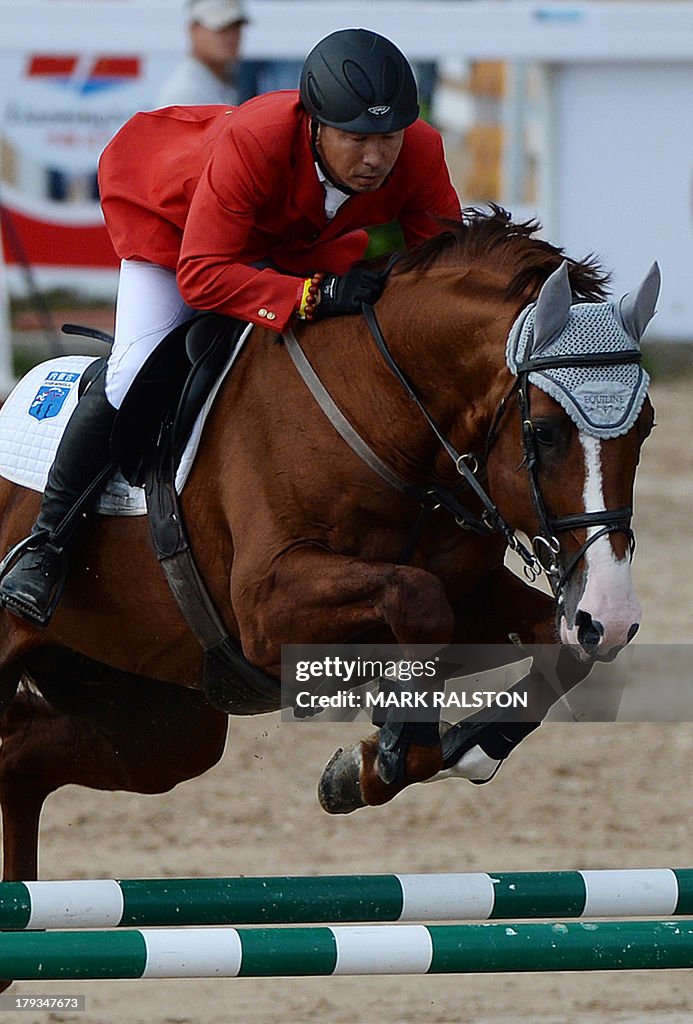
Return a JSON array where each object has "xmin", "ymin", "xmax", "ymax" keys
[{"xmin": 506, "ymin": 262, "xmax": 659, "ymax": 439}]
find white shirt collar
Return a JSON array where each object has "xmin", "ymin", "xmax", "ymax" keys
[{"xmin": 315, "ymin": 163, "xmax": 350, "ymax": 220}]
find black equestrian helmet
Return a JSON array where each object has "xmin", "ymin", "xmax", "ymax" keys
[{"xmin": 299, "ymin": 28, "xmax": 419, "ymax": 134}]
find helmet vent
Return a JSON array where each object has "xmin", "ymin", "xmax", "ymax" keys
[
  {"xmin": 342, "ymin": 60, "xmax": 376, "ymax": 104},
  {"xmin": 305, "ymin": 74, "xmax": 323, "ymax": 112}
]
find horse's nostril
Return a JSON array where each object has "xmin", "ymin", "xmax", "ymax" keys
[
  {"xmin": 627, "ymin": 622, "xmax": 640, "ymax": 642},
  {"xmin": 575, "ymin": 610, "xmax": 604, "ymax": 651}
]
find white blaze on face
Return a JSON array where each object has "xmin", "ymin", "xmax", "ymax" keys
[{"xmin": 560, "ymin": 433, "xmax": 642, "ymax": 652}]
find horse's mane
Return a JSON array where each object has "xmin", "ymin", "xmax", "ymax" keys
[{"xmin": 391, "ymin": 205, "xmax": 610, "ymax": 302}]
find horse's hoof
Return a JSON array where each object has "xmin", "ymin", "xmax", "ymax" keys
[{"xmin": 318, "ymin": 745, "xmax": 366, "ymax": 815}]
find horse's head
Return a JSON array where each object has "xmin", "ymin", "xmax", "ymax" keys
[
  {"xmin": 308, "ymin": 232, "xmax": 660, "ymax": 814},
  {"xmin": 345, "ymin": 208, "xmax": 657, "ymax": 662},
  {"xmin": 489, "ymin": 258, "xmax": 659, "ymax": 661}
]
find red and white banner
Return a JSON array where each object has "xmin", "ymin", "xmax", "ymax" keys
[{"xmin": 1, "ymin": 43, "xmax": 174, "ymax": 284}]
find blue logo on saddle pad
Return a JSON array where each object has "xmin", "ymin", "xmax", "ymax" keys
[{"xmin": 29, "ymin": 371, "xmax": 80, "ymax": 421}]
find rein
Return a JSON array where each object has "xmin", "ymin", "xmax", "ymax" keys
[
  {"xmin": 359, "ymin": 303, "xmax": 539, "ymax": 573},
  {"xmin": 283, "ymin": 311, "xmax": 541, "ymax": 583},
  {"xmin": 284, "ymin": 300, "xmax": 641, "ymax": 600}
]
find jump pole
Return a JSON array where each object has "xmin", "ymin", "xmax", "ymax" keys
[
  {"xmin": 1, "ymin": 869, "xmax": 692, "ymax": 930},
  {"xmin": 1, "ymin": 920, "xmax": 693, "ymax": 979}
]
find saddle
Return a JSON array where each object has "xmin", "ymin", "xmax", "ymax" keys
[{"xmin": 106, "ymin": 313, "xmax": 238, "ymax": 487}]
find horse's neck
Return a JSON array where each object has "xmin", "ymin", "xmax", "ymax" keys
[{"xmin": 372, "ymin": 273, "xmax": 516, "ymax": 452}]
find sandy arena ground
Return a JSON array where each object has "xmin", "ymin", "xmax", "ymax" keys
[{"xmin": 3, "ymin": 373, "xmax": 692, "ymax": 1024}]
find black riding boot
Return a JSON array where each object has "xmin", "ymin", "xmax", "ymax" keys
[{"xmin": 0, "ymin": 372, "xmax": 116, "ymax": 627}]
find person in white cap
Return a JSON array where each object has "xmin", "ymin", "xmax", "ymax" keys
[{"xmin": 156, "ymin": 0, "xmax": 248, "ymax": 107}]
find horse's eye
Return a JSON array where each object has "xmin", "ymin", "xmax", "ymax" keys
[{"xmin": 533, "ymin": 420, "xmax": 562, "ymax": 447}]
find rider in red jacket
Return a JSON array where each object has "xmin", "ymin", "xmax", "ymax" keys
[
  {"xmin": 0, "ymin": 28, "xmax": 461, "ymax": 627},
  {"xmin": 100, "ymin": 92, "xmax": 459, "ymax": 332}
]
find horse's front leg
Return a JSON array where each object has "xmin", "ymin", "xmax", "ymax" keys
[
  {"xmin": 317, "ymin": 563, "xmax": 592, "ymax": 813},
  {"xmin": 235, "ymin": 547, "xmax": 456, "ymax": 665},
  {"xmin": 418, "ymin": 565, "xmax": 593, "ymax": 790},
  {"xmin": 234, "ymin": 547, "xmax": 456, "ymax": 809}
]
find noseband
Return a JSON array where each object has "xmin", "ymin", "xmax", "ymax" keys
[{"xmin": 283, "ymin": 302, "xmax": 641, "ymax": 601}]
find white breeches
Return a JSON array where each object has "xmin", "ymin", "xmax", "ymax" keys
[{"xmin": 105, "ymin": 259, "xmax": 196, "ymax": 409}]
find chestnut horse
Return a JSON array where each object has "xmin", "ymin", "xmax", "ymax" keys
[{"xmin": 0, "ymin": 208, "xmax": 656, "ymax": 881}]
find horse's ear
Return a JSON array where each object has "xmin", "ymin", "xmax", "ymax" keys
[
  {"xmin": 532, "ymin": 260, "xmax": 572, "ymax": 353},
  {"xmin": 616, "ymin": 261, "xmax": 661, "ymax": 342}
]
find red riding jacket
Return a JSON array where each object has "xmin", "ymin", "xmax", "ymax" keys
[{"xmin": 98, "ymin": 91, "xmax": 461, "ymax": 332}]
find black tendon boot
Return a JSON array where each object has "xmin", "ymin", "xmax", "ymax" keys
[{"xmin": 0, "ymin": 372, "xmax": 116, "ymax": 627}]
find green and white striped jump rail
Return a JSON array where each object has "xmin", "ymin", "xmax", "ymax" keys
[
  {"xmin": 1, "ymin": 869, "xmax": 692, "ymax": 930},
  {"xmin": 1, "ymin": 919, "xmax": 693, "ymax": 979}
]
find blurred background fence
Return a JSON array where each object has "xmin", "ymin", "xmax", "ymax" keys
[{"xmin": 1, "ymin": 1, "xmax": 692, "ymax": 391}]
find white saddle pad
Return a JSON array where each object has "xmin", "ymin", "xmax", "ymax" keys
[{"xmin": 0, "ymin": 334, "xmax": 247, "ymax": 515}]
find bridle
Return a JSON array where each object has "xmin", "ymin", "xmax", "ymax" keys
[
  {"xmin": 512, "ymin": 356, "xmax": 638, "ymax": 597},
  {"xmin": 283, "ymin": 301, "xmax": 642, "ymax": 602}
]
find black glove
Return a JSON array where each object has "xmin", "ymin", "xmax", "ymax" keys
[{"xmin": 314, "ymin": 268, "xmax": 384, "ymax": 320}]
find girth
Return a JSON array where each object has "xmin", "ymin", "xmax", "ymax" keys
[
  {"xmin": 139, "ymin": 315, "xmax": 282, "ymax": 715},
  {"xmin": 66, "ymin": 314, "xmax": 283, "ymax": 716}
]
